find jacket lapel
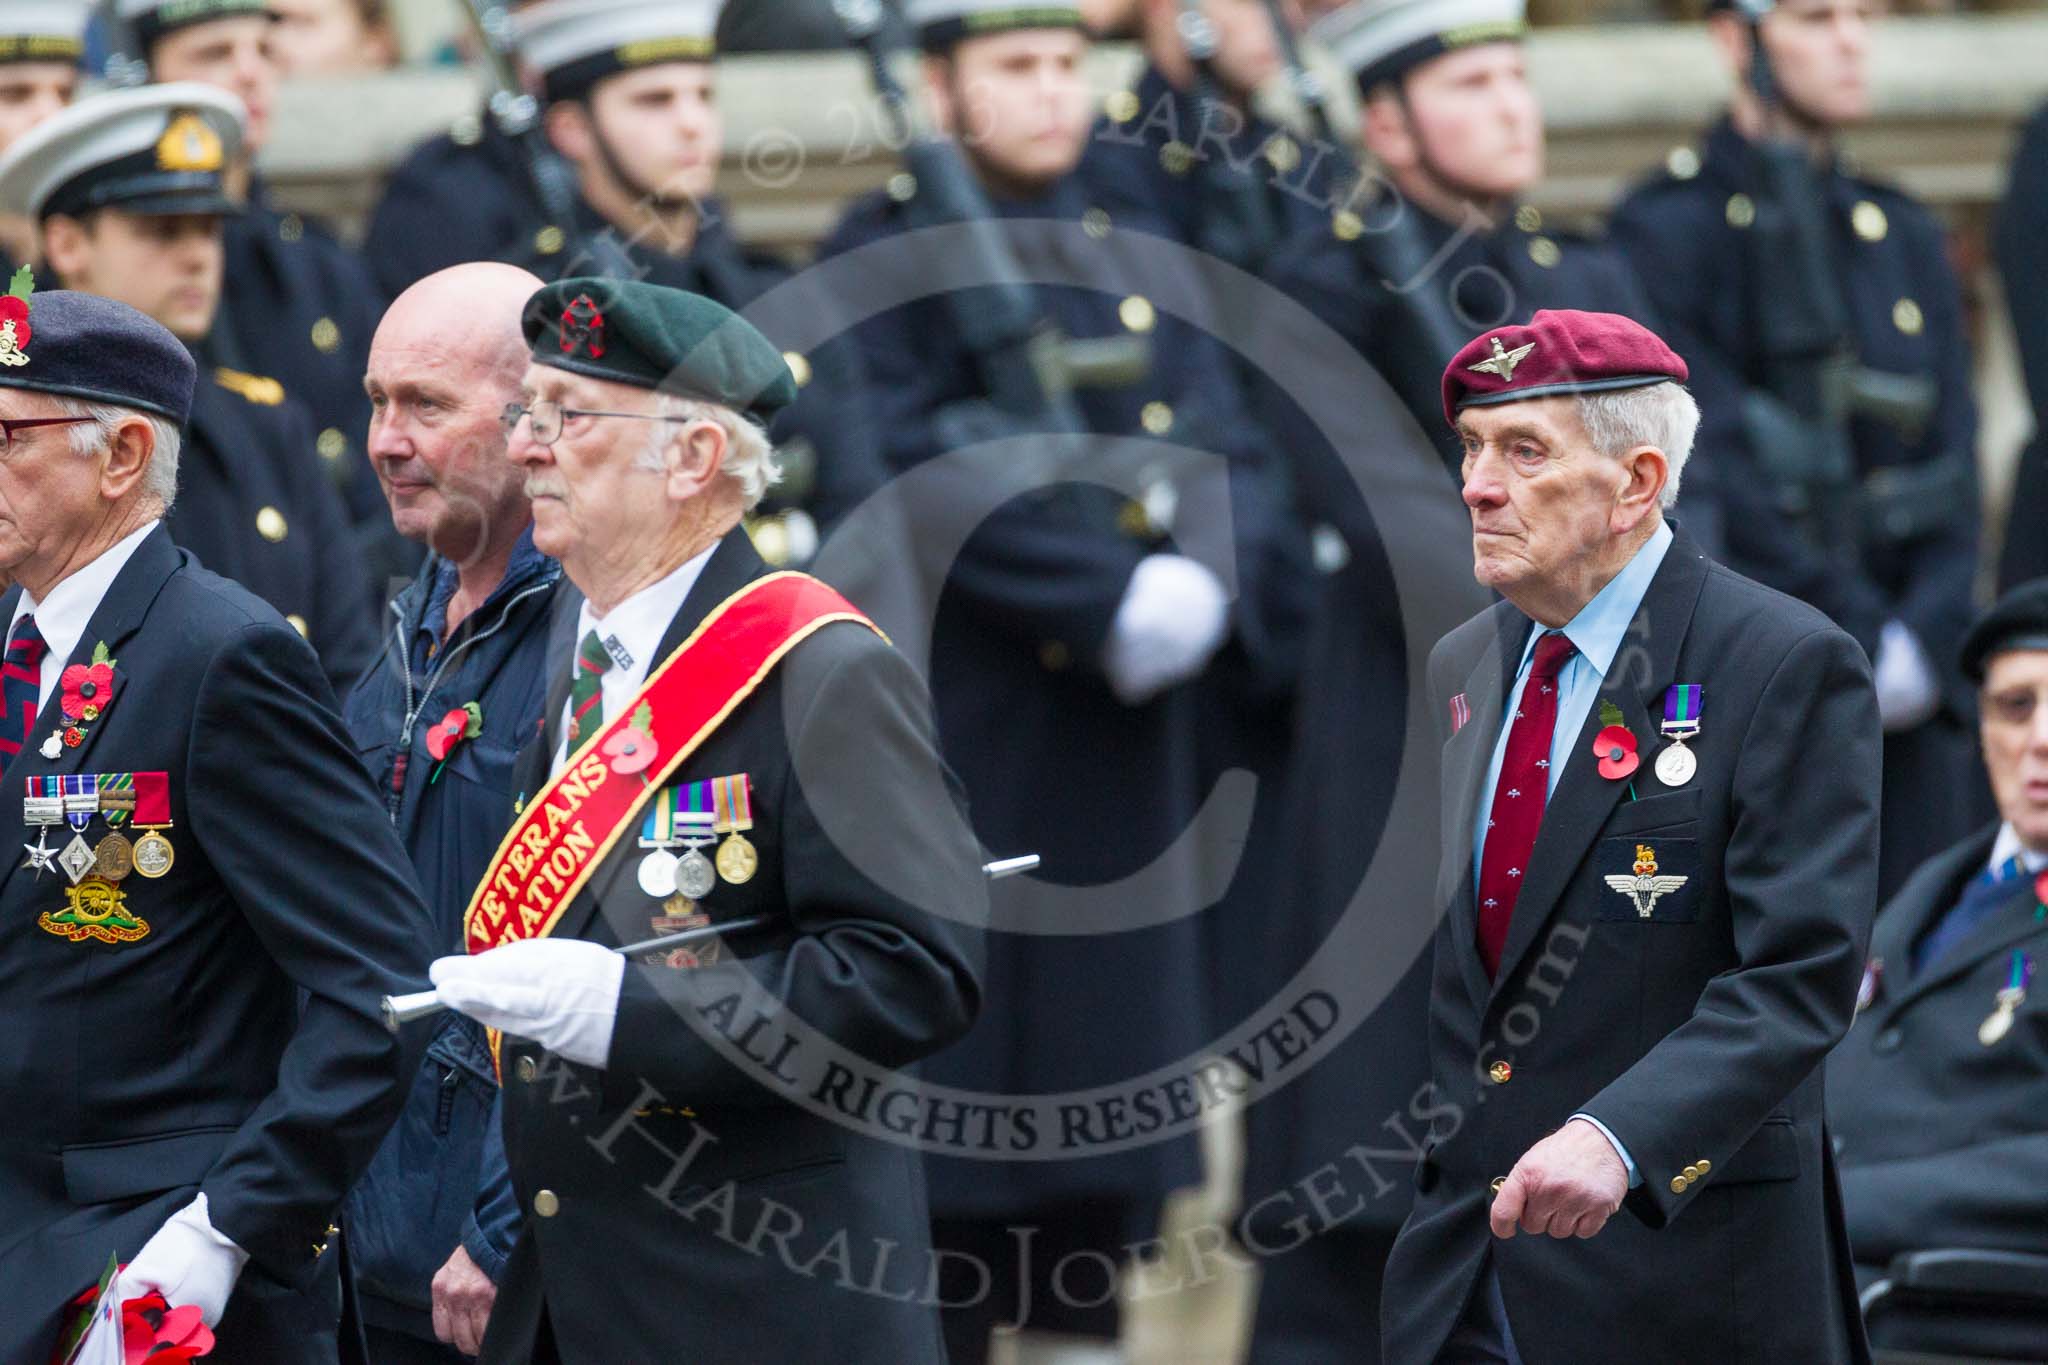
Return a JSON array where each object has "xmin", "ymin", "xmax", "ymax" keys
[
  {"xmin": 552, "ymin": 532, "xmax": 770, "ymax": 945},
  {"xmin": 1864, "ymin": 830, "xmax": 1993, "ymax": 1001},
  {"xmin": 1488, "ymin": 530, "xmax": 1712, "ymax": 997},
  {"xmin": 1882, "ymin": 842, "xmax": 2045, "ymax": 1018},
  {"xmin": 0, "ymin": 527, "xmax": 181, "ymax": 899}
]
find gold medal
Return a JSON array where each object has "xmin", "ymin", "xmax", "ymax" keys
[
  {"xmin": 711, "ymin": 774, "xmax": 757, "ymax": 885},
  {"xmin": 716, "ymin": 834, "xmax": 757, "ymax": 885},
  {"xmin": 132, "ymin": 829, "xmax": 175, "ymax": 879},
  {"xmin": 94, "ymin": 832, "xmax": 134, "ymax": 882}
]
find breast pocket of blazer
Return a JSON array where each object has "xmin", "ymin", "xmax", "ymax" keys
[{"xmin": 1595, "ymin": 833, "xmax": 1703, "ymax": 924}]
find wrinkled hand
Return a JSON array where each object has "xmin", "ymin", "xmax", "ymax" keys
[
  {"xmin": 431, "ymin": 1245, "xmax": 498, "ymax": 1357},
  {"xmin": 114, "ymin": 1193, "xmax": 249, "ymax": 1326},
  {"xmin": 1101, "ymin": 554, "xmax": 1230, "ymax": 705},
  {"xmin": 430, "ymin": 939, "xmax": 625, "ymax": 1068},
  {"xmin": 1490, "ymin": 1118, "xmax": 1628, "ymax": 1240}
]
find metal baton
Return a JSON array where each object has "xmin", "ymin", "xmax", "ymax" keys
[{"xmin": 379, "ymin": 855, "xmax": 1041, "ymax": 1033}]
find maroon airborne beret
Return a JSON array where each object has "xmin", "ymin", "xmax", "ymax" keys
[{"xmin": 1441, "ymin": 309, "xmax": 1689, "ymax": 426}]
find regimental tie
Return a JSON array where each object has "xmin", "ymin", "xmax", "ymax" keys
[
  {"xmin": 0, "ymin": 614, "xmax": 46, "ymax": 776},
  {"xmin": 1477, "ymin": 631, "xmax": 1577, "ymax": 979},
  {"xmin": 565, "ymin": 629, "xmax": 612, "ymax": 746}
]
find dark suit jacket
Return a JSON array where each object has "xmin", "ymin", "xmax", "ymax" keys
[
  {"xmin": 0, "ymin": 526, "xmax": 432, "ymax": 1364},
  {"xmin": 480, "ymin": 533, "xmax": 984, "ymax": 1365},
  {"xmin": 1381, "ymin": 528, "xmax": 1879, "ymax": 1365},
  {"xmin": 1828, "ymin": 824, "xmax": 2048, "ymax": 1267}
]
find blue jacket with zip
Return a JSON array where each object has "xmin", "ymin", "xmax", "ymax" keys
[{"xmin": 338, "ymin": 530, "xmax": 562, "ymax": 1337}]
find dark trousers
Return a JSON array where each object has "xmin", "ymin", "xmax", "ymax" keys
[
  {"xmin": 932, "ymin": 1202, "xmax": 1137, "ymax": 1365},
  {"xmin": 1245, "ymin": 1224, "xmax": 1398, "ymax": 1365}
]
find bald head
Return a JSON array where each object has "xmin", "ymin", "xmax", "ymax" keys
[{"xmin": 365, "ymin": 263, "xmax": 545, "ymax": 568}]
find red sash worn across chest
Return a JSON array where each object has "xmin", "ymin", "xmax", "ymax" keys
[{"xmin": 462, "ymin": 571, "xmax": 879, "ymax": 956}]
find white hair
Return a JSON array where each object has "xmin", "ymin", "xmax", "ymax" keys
[
  {"xmin": 640, "ymin": 394, "xmax": 782, "ymax": 511},
  {"xmin": 1575, "ymin": 381, "xmax": 1700, "ymax": 509},
  {"xmin": 54, "ymin": 396, "xmax": 181, "ymax": 511}
]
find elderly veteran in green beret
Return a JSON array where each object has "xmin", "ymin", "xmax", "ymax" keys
[{"xmin": 426, "ymin": 278, "xmax": 985, "ymax": 1365}]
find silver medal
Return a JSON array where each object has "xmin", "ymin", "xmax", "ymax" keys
[
  {"xmin": 57, "ymin": 834, "xmax": 95, "ymax": 885},
  {"xmin": 1655, "ymin": 741, "xmax": 1697, "ymax": 788},
  {"xmin": 676, "ymin": 847, "xmax": 717, "ymax": 900},
  {"xmin": 637, "ymin": 849, "xmax": 679, "ymax": 899}
]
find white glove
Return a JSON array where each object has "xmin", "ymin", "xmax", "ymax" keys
[
  {"xmin": 1101, "ymin": 554, "xmax": 1230, "ymax": 706},
  {"xmin": 115, "ymin": 1192, "xmax": 249, "ymax": 1327},
  {"xmin": 430, "ymin": 939, "xmax": 626, "ymax": 1068},
  {"xmin": 1874, "ymin": 619, "xmax": 1941, "ymax": 733}
]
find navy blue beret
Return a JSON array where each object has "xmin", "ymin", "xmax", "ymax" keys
[
  {"xmin": 1962, "ymin": 579, "xmax": 2048, "ymax": 685},
  {"xmin": 0, "ymin": 289, "xmax": 197, "ymax": 423}
]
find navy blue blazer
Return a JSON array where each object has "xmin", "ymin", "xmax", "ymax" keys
[{"xmin": 0, "ymin": 526, "xmax": 432, "ymax": 1363}]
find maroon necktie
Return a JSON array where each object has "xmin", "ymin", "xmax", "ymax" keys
[{"xmin": 1477, "ymin": 631, "xmax": 1577, "ymax": 978}]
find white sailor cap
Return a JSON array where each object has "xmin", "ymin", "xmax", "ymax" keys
[
  {"xmin": 1310, "ymin": 0, "xmax": 1526, "ymax": 93},
  {"xmin": 111, "ymin": 0, "xmax": 274, "ymax": 55},
  {"xmin": 0, "ymin": 0, "xmax": 92, "ymax": 64},
  {"xmin": 903, "ymin": 0, "xmax": 1086, "ymax": 54},
  {"xmin": 0, "ymin": 83, "xmax": 246, "ymax": 221},
  {"xmin": 515, "ymin": 0, "xmax": 721, "ymax": 103}
]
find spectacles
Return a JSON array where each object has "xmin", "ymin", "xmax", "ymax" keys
[
  {"xmin": 500, "ymin": 400, "xmax": 692, "ymax": 448},
  {"xmin": 0, "ymin": 416, "xmax": 96, "ymax": 456},
  {"xmin": 1984, "ymin": 687, "xmax": 2048, "ymax": 730}
]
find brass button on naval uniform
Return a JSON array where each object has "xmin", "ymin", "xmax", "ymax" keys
[
  {"xmin": 1893, "ymin": 298, "xmax": 1924, "ymax": 336},
  {"xmin": 1726, "ymin": 193, "xmax": 1756, "ymax": 230},
  {"xmin": 285, "ymin": 614, "xmax": 309, "ymax": 638},
  {"xmin": 1140, "ymin": 401, "xmax": 1174, "ymax": 436},
  {"xmin": 783, "ymin": 351, "xmax": 812, "ymax": 388},
  {"xmin": 515, "ymin": 1055, "xmax": 538, "ymax": 1083},
  {"xmin": 310, "ymin": 317, "xmax": 341, "ymax": 354},
  {"xmin": 317, "ymin": 427, "xmax": 346, "ymax": 461},
  {"xmin": 1081, "ymin": 207, "xmax": 1113, "ymax": 240},
  {"xmin": 1489, "ymin": 1176, "xmax": 1507, "ymax": 1196},
  {"xmin": 1119, "ymin": 295, "xmax": 1156, "ymax": 334},
  {"xmin": 1852, "ymin": 200, "xmax": 1889, "ymax": 243},
  {"xmin": 1514, "ymin": 204, "xmax": 1543, "ymax": 234},
  {"xmin": 1695, "ymin": 1159, "xmax": 1711, "ymax": 1175},
  {"xmin": 1160, "ymin": 141, "xmax": 1194, "ymax": 177},
  {"xmin": 278, "ymin": 213, "xmax": 304, "ymax": 244},
  {"xmin": 1682, "ymin": 1164, "xmax": 1701, "ymax": 1182},
  {"xmin": 1488, "ymin": 1060, "xmax": 1513, "ymax": 1085},
  {"xmin": 1665, "ymin": 146, "xmax": 1701, "ymax": 181},
  {"xmin": 257, "ymin": 505, "xmax": 288, "ymax": 542},
  {"xmin": 1670, "ymin": 1174, "xmax": 1689, "ymax": 1195},
  {"xmin": 534, "ymin": 1189, "xmax": 560, "ymax": 1218},
  {"xmin": 1105, "ymin": 90, "xmax": 1140, "ymax": 124},
  {"xmin": 535, "ymin": 225, "xmax": 567, "ymax": 256},
  {"xmin": 1527, "ymin": 236, "xmax": 1562, "ymax": 270}
]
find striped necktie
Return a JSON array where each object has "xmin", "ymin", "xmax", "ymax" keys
[
  {"xmin": 0, "ymin": 614, "xmax": 47, "ymax": 776},
  {"xmin": 566, "ymin": 629, "xmax": 612, "ymax": 747}
]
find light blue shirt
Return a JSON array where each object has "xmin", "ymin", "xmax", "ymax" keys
[{"xmin": 1471, "ymin": 519, "xmax": 1673, "ymax": 1188}]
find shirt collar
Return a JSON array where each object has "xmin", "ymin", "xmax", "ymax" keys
[
  {"xmin": 8, "ymin": 521, "xmax": 159, "ymax": 668},
  {"xmin": 1518, "ymin": 520, "xmax": 1675, "ymax": 679},
  {"xmin": 574, "ymin": 544, "xmax": 717, "ymax": 678},
  {"xmin": 1988, "ymin": 824, "xmax": 2048, "ymax": 878}
]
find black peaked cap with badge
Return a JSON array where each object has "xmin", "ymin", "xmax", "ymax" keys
[
  {"xmin": 524, "ymin": 277, "xmax": 798, "ymax": 423},
  {"xmin": 113, "ymin": 0, "xmax": 274, "ymax": 55},
  {"xmin": 0, "ymin": 81, "xmax": 244, "ymax": 224}
]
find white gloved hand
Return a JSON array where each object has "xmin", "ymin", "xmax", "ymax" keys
[
  {"xmin": 1100, "ymin": 554, "xmax": 1230, "ymax": 706},
  {"xmin": 1874, "ymin": 619, "xmax": 1941, "ymax": 733},
  {"xmin": 114, "ymin": 1193, "xmax": 249, "ymax": 1327},
  {"xmin": 430, "ymin": 939, "xmax": 626, "ymax": 1068}
]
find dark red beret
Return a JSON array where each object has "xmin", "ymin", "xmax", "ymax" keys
[{"xmin": 1441, "ymin": 309, "xmax": 1689, "ymax": 426}]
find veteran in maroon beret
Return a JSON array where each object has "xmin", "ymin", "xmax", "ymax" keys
[{"xmin": 1380, "ymin": 309, "xmax": 1880, "ymax": 1364}]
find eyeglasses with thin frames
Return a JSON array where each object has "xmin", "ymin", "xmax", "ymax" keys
[
  {"xmin": 0, "ymin": 416, "xmax": 96, "ymax": 457},
  {"xmin": 500, "ymin": 400, "xmax": 694, "ymax": 447}
]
